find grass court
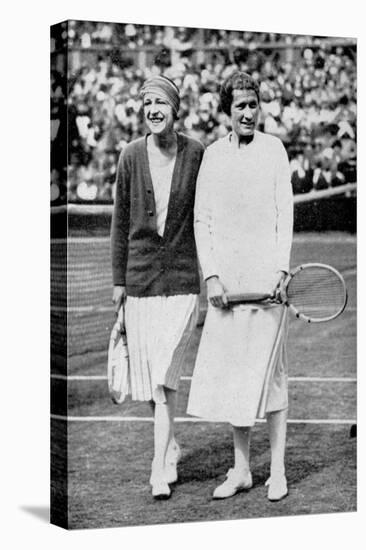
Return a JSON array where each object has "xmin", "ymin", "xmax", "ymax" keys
[{"xmin": 51, "ymin": 231, "xmax": 356, "ymax": 529}]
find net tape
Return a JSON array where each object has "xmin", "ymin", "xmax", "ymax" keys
[{"xmin": 51, "ymin": 182, "xmax": 357, "ymax": 215}]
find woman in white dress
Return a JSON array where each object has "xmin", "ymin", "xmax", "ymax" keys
[
  {"xmin": 187, "ymin": 71, "xmax": 293, "ymax": 501},
  {"xmin": 111, "ymin": 75, "xmax": 204, "ymax": 498}
]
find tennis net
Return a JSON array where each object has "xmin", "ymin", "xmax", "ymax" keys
[{"xmin": 51, "ymin": 183, "xmax": 356, "ymax": 363}]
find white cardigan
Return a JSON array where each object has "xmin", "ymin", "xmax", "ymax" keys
[{"xmin": 194, "ymin": 130, "xmax": 293, "ymax": 295}]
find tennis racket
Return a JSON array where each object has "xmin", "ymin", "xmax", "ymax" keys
[
  {"xmin": 107, "ymin": 304, "xmax": 130, "ymax": 404},
  {"xmin": 227, "ymin": 263, "xmax": 347, "ymax": 323}
]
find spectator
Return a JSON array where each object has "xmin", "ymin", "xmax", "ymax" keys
[{"xmin": 51, "ymin": 23, "xmax": 356, "ymax": 202}]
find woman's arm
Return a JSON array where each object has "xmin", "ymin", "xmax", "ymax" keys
[
  {"xmin": 275, "ymin": 142, "xmax": 294, "ymax": 274},
  {"xmin": 194, "ymin": 151, "xmax": 227, "ymax": 307},
  {"xmin": 111, "ymin": 149, "xmax": 131, "ymax": 288},
  {"xmin": 112, "ymin": 285, "xmax": 126, "ymax": 314},
  {"xmin": 194, "ymin": 151, "xmax": 218, "ymax": 281}
]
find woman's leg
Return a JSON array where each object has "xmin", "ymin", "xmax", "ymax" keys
[
  {"xmin": 265, "ymin": 408, "xmax": 288, "ymax": 500},
  {"xmin": 266, "ymin": 408, "xmax": 287, "ymax": 476},
  {"xmin": 165, "ymin": 389, "xmax": 181, "ymax": 482},
  {"xmin": 150, "ymin": 388, "xmax": 177, "ymax": 496},
  {"xmin": 232, "ymin": 426, "xmax": 251, "ymax": 474},
  {"xmin": 166, "ymin": 389, "xmax": 177, "ymax": 451},
  {"xmin": 151, "ymin": 390, "xmax": 178, "ymax": 458},
  {"xmin": 213, "ymin": 425, "xmax": 253, "ymax": 499}
]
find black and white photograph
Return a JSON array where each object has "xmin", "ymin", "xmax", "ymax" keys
[
  {"xmin": 50, "ymin": 15, "xmax": 357, "ymax": 530},
  {"xmin": 2, "ymin": 2, "xmax": 362, "ymax": 547}
]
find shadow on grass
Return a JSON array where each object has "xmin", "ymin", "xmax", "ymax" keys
[{"xmin": 176, "ymin": 429, "xmax": 349, "ymax": 490}]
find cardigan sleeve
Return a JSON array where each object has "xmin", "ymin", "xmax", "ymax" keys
[
  {"xmin": 194, "ymin": 149, "xmax": 219, "ymax": 281},
  {"xmin": 111, "ymin": 148, "xmax": 131, "ymax": 286},
  {"xmin": 274, "ymin": 141, "xmax": 294, "ymax": 274}
]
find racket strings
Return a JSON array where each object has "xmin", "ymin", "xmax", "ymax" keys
[{"xmin": 286, "ymin": 266, "xmax": 346, "ymax": 320}]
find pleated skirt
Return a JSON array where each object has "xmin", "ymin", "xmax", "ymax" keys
[{"xmin": 125, "ymin": 294, "xmax": 199, "ymax": 403}]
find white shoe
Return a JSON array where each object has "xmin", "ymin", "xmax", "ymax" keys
[
  {"xmin": 265, "ymin": 474, "xmax": 288, "ymax": 501},
  {"xmin": 150, "ymin": 478, "xmax": 171, "ymax": 499},
  {"xmin": 150, "ymin": 464, "xmax": 171, "ymax": 499},
  {"xmin": 165, "ymin": 443, "xmax": 182, "ymax": 484},
  {"xmin": 213, "ymin": 468, "xmax": 253, "ymax": 499}
]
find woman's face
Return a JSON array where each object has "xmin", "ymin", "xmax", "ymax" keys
[
  {"xmin": 143, "ymin": 92, "xmax": 175, "ymax": 136},
  {"xmin": 230, "ymin": 88, "xmax": 259, "ymax": 140}
]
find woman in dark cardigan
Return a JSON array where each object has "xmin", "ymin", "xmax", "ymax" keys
[{"xmin": 111, "ymin": 75, "xmax": 204, "ymax": 499}]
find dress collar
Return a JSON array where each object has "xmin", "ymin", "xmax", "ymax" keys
[{"xmin": 228, "ymin": 130, "xmax": 257, "ymax": 149}]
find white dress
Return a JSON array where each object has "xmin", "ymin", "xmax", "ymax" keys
[
  {"xmin": 125, "ymin": 149, "xmax": 198, "ymax": 404},
  {"xmin": 187, "ymin": 131, "xmax": 293, "ymax": 426}
]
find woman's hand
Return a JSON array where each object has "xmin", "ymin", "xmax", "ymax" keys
[
  {"xmin": 112, "ymin": 285, "xmax": 126, "ymax": 315},
  {"xmin": 271, "ymin": 271, "xmax": 287, "ymax": 300},
  {"xmin": 206, "ymin": 276, "xmax": 228, "ymax": 308}
]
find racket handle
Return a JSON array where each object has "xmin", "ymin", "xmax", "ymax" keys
[{"xmin": 226, "ymin": 292, "xmax": 273, "ymax": 305}]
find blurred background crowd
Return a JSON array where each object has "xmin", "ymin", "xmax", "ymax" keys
[{"xmin": 51, "ymin": 21, "xmax": 356, "ymax": 203}]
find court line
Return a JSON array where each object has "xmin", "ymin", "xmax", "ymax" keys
[
  {"xmin": 52, "ymin": 305, "xmax": 357, "ymax": 313},
  {"xmin": 52, "ymin": 234, "xmax": 357, "ymax": 245},
  {"xmin": 51, "ymin": 414, "xmax": 356, "ymax": 425},
  {"xmin": 52, "ymin": 305, "xmax": 113, "ymax": 313},
  {"xmin": 51, "ymin": 374, "xmax": 356, "ymax": 382}
]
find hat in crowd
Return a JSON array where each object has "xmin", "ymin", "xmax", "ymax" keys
[{"xmin": 140, "ymin": 75, "xmax": 180, "ymax": 116}]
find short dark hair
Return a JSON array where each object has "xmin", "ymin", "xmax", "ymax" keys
[{"xmin": 220, "ymin": 71, "xmax": 260, "ymax": 116}]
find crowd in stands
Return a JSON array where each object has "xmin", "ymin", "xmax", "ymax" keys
[
  {"xmin": 66, "ymin": 21, "xmax": 340, "ymax": 50},
  {"xmin": 51, "ymin": 22, "xmax": 356, "ymax": 203}
]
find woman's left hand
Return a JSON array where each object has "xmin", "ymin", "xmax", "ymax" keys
[
  {"xmin": 206, "ymin": 276, "xmax": 228, "ymax": 309},
  {"xmin": 112, "ymin": 285, "xmax": 126, "ymax": 315},
  {"xmin": 271, "ymin": 271, "xmax": 287, "ymax": 299}
]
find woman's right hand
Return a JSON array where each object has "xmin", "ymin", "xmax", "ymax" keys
[
  {"xmin": 206, "ymin": 276, "xmax": 228, "ymax": 308},
  {"xmin": 112, "ymin": 285, "xmax": 126, "ymax": 315}
]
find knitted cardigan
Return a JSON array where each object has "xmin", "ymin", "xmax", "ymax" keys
[{"xmin": 111, "ymin": 132, "xmax": 204, "ymax": 296}]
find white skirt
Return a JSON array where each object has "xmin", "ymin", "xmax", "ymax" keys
[
  {"xmin": 187, "ymin": 304, "xmax": 289, "ymax": 426},
  {"xmin": 125, "ymin": 294, "xmax": 199, "ymax": 403}
]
